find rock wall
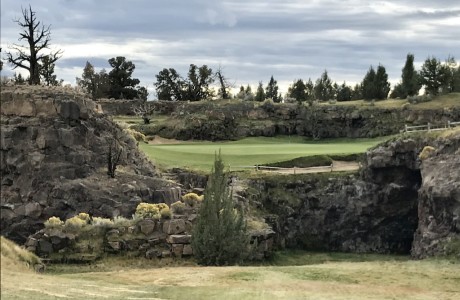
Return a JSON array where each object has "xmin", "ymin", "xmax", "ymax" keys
[
  {"xmin": 26, "ymin": 211, "xmax": 274, "ymax": 262},
  {"xmin": 0, "ymin": 86, "xmax": 178, "ymax": 243},
  {"xmin": 245, "ymin": 131, "xmax": 460, "ymax": 257},
  {"xmin": 96, "ymin": 98, "xmax": 144, "ymax": 115},
  {"xmin": 137, "ymin": 100, "xmax": 460, "ymax": 140},
  {"xmin": 411, "ymin": 132, "xmax": 460, "ymax": 258}
]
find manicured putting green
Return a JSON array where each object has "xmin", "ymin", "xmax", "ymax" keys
[{"xmin": 139, "ymin": 136, "xmax": 388, "ymax": 172}]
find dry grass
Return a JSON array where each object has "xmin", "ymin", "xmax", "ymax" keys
[
  {"xmin": 320, "ymin": 93, "xmax": 460, "ymax": 109},
  {"xmin": 0, "ymin": 236, "xmax": 41, "ymax": 271},
  {"xmin": 2, "ymin": 249, "xmax": 459, "ymax": 300}
]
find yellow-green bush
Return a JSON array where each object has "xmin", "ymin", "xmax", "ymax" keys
[
  {"xmin": 135, "ymin": 202, "xmax": 161, "ymax": 220},
  {"xmin": 44, "ymin": 216, "xmax": 64, "ymax": 228},
  {"xmin": 113, "ymin": 216, "xmax": 133, "ymax": 227},
  {"xmin": 160, "ymin": 207, "xmax": 172, "ymax": 219},
  {"xmin": 125, "ymin": 128, "xmax": 146, "ymax": 143},
  {"xmin": 64, "ymin": 216, "xmax": 88, "ymax": 229},
  {"xmin": 419, "ymin": 146, "xmax": 436, "ymax": 160},
  {"xmin": 91, "ymin": 217, "xmax": 114, "ymax": 227},
  {"xmin": 154, "ymin": 203, "xmax": 169, "ymax": 211},
  {"xmin": 76, "ymin": 212, "xmax": 91, "ymax": 224},
  {"xmin": 153, "ymin": 203, "xmax": 171, "ymax": 219},
  {"xmin": 171, "ymin": 201, "xmax": 186, "ymax": 214},
  {"xmin": 182, "ymin": 193, "xmax": 204, "ymax": 207}
]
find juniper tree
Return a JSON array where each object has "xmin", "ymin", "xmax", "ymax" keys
[
  {"xmin": 191, "ymin": 152, "xmax": 248, "ymax": 266},
  {"xmin": 401, "ymin": 53, "xmax": 421, "ymax": 97},
  {"xmin": 314, "ymin": 70, "xmax": 334, "ymax": 101},
  {"xmin": 255, "ymin": 81, "xmax": 265, "ymax": 102}
]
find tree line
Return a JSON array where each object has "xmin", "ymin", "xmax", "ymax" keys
[{"xmin": 3, "ymin": 6, "xmax": 460, "ymax": 103}]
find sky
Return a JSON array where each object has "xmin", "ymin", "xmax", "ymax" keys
[{"xmin": 1, "ymin": 0, "xmax": 459, "ymax": 99}]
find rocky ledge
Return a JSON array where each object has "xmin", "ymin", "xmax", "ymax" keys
[
  {"xmin": 0, "ymin": 86, "xmax": 178, "ymax": 243},
  {"xmin": 244, "ymin": 130, "xmax": 460, "ymax": 258}
]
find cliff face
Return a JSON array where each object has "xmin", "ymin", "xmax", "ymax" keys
[
  {"xmin": 411, "ymin": 132, "xmax": 460, "ymax": 258},
  {"xmin": 246, "ymin": 131, "xmax": 460, "ymax": 257},
  {"xmin": 134, "ymin": 100, "xmax": 460, "ymax": 141},
  {"xmin": 0, "ymin": 86, "xmax": 176, "ymax": 243}
]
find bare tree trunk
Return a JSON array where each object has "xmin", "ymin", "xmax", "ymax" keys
[{"xmin": 5, "ymin": 5, "xmax": 62, "ymax": 85}]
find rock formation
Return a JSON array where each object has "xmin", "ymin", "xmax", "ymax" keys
[
  {"xmin": 245, "ymin": 130, "xmax": 460, "ymax": 258},
  {"xmin": 129, "ymin": 100, "xmax": 460, "ymax": 141},
  {"xmin": 0, "ymin": 86, "xmax": 178, "ymax": 243}
]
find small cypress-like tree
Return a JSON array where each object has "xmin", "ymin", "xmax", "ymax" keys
[{"xmin": 191, "ymin": 152, "xmax": 248, "ymax": 265}]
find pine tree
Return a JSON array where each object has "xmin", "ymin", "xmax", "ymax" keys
[
  {"xmin": 288, "ymin": 79, "xmax": 307, "ymax": 103},
  {"xmin": 375, "ymin": 65, "xmax": 390, "ymax": 100},
  {"xmin": 336, "ymin": 81, "xmax": 352, "ymax": 101},
  {"xmin": 362, "ymin": 66, "xmax": 376, "ymax": 100},
  {"xmin": 314, "ymin": 70, "xmax": 334, "ymax": 101},
  {"xmin": 420, "ymin": 56, "xmax": 448, "ymax": 96},
  {"xmin": 255, "ymin": 81, "xmax": 265, "ymax": 102},
  {"xmin": 265, "ymin": 76, "xmax": 281, "ymax": 102},
  {"xmin": 401, "ymin": 53, "xmax": 421, "ymax": 97},
  {"xmin": 191, "ymin": 152, "xmax": 248, "ymax": 266},
  {"xmin": 361, "ymin": 65, "xmax": 390, "ymax": 100},
  {"xmin": 351, "ymin": 83, "xmax": 362, "ymax": 100},
  {"xmin": 40, "ymin": 55, "xmax": 61, "ymax": 86}
]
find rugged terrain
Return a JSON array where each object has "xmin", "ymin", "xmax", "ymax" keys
[
  {"xmin": 126, "ymin": 97, "xmax": 460, "ymax": 141},
  {"xmin": 0, "ymin": 86, "xmax": 178, "ymax": 243},
  {"xmin": 240, "ymin": 130, "xmax": 460, "ymax": 258},
  {"xmin": 1, "ymin": 86, "xmax": 459, "ymax": 260}
]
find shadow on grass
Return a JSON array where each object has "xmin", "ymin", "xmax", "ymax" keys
[{"xmin": 260, "ymin": 249, "xmax": 410, "ymax": 266}]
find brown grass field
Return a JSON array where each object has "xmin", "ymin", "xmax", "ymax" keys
[{"xmin": 2, "ymin": 247, "xmax": 460, "ymax": 300}]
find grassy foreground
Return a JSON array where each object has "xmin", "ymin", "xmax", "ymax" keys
[
  {"xmin": 2, "ymin": 251, "xmax": 459, "ymax": 300},
  {"xmin": 140, "ymin": 136, "xmax": 388, "ymax": 172}
]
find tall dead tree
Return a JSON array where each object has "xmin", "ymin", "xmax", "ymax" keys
[{"xmin": 5, "ymin": 5, "xmax": 62, "ymax": 85}]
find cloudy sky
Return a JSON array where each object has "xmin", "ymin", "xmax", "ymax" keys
[{"xmin": 1, "ymin": 0, "xmax": 459, "ymax": 98}]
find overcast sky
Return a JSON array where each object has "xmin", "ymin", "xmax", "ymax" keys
[{"xmin": 1, "ymin": 0, "xmax": 459, "ymax": 98}]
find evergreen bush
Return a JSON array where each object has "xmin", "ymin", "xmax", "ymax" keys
[{"xmin": 191, "ymin": 152, "xmax": 248, "ymax": 265}]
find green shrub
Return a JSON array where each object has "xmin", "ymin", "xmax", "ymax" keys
[
  {"xmin": 191, "ymin": 153, "xmax": 248, "ymax": 266},
  {"xmin": 267, "ymin": 155, "xmax": 332, "ymax": 168},
  {"xmin": 135, "ymin": 202, "xmax": 161, "ymax": 220},
  {"xmin": 44, "ymin": 216, "xmax": 64, "ymax": 228},
  {"xmin": 183, "ymin": 193, "xmax": 204, "ymax": 207},
  {"xmin": 329, "ymin": 153, "xmax": 363, "ymax": 162},
  {"xmin": 171, "ymin": 201, "xmax": 186, "ymax": 214}
]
